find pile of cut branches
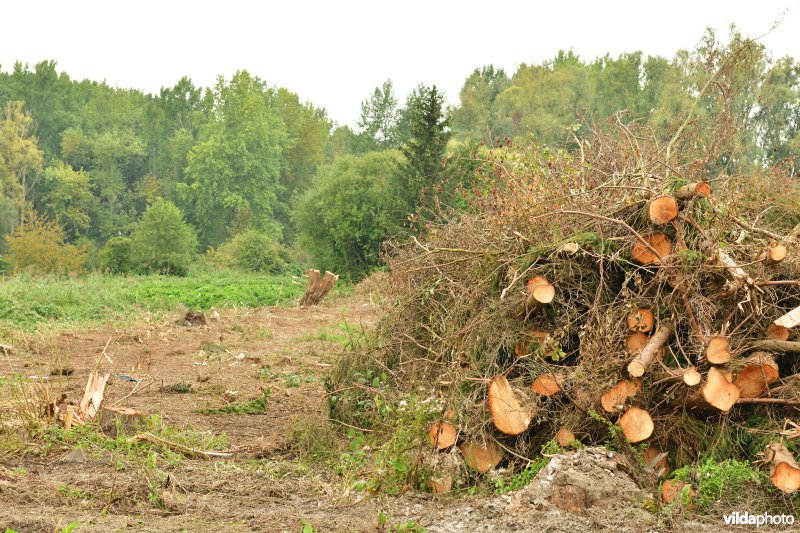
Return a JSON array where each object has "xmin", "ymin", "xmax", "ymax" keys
[{"xmin": 329, "ymin": 112, "xmax": 800, "ymax": 498}]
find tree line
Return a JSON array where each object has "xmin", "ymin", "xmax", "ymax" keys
[{"xmin": 1, "ymin": 28, "xmax": 798, "ymax": 280}]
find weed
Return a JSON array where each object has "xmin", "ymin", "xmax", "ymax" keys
[
  {"xmin": 669, "ymin": 458, "xmax": 769, "ymax": 513},
  {"xmin": 198, "ymin": 389, "xmax": 270, "ymax": 415},
  {"xmin": 163, "ymin": 382, "xmax": 194, "ymax": 394}
]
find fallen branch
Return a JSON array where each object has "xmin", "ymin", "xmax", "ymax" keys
[
  {"xmin": 750, "ymin": 340, "xmax": 800, "ymax": 353},
  {"xmin": 130, "ymin": 433, "xmax": 234, "ymax": 459},
  {"xmin": 628, "ymin": 324, "xmax": 672, "ymax": 377}
]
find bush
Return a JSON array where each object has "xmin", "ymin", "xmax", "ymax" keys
[
  {"xmin": 99, "ymin": 237, "xmax": 135, "ymax": 274},
  {"xmin": 294, "ymin": 150, "xmax": 408, "ymax": 281},
  {"xmin": 2, "ymin": 210, "xmax": 86, "ymax": 275},
  {"xmin": 212, "ymin": 229, "xmax": 288, "ymax": 273},
  {"xmin": 130, "ymin": 199, "xmax": 198, "ymax": 276}
]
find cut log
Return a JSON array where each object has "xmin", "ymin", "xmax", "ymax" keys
[
  {"xmin": 627, "ymin": 324, "xmax": 672, "ymax": 377},
  {"xmin": 460, "ymin": 440, "xmax": 503, "ymax": 473},
  {"xmin": 556, "ymin": 428, "xmax": 576, "ymax": 447},
  {"xmin": 683, "ymin": 367, "xmax": 702, "ymax": 386},
  {"xmin": 758, "ymin": 242, "xmax": 787, "ymax": 266},
  {"xmin": 618, "ymin": 407, "xmax": 654, "ymax": 443},
  {"xmin": 488, "ymin": 375, "xmax": 531, "ymax": 435},
  {"xmin": 750, "ymin": 339, "xmax": 800, "ymax": 353},
  {"xmin": 79, "ymin": 371, "xmax": 110, "ymax": 421},
  {"xmin": 675, "ymin": 182, "xmax": 711, "ymax": 200},
  {"xmin": 774, "ymin": 305, "xmax": 800, "ymax": 330},
  {"xmin": 531, "ymin": 374, "xmax": 560, "ymax": 396},
  {"xmin": 645, "ymin": 445, "xmax": 670, "ymax": 477},
  {"xmin": 699, "ymin": 367, "xmax": 740, "ymax": 412},
  {"xmin": 428, "ymin": 422, "xmax": 458, "ymax": 450},
  {"xmin": 600, "ymin": 379, "xmax": 641, "ymax": 413},
  {"xmin": 631, "ymin": 233, "xmax": 672, "ymax": 265},
  {"xmin": 705, "ymin": 336, "xmax": 732, "ymax": 364},
  {"xmin": 765, "ymin": 441, "xmax": 800, "ymax": 494},
  {"xmin": 299, "ymin": 269, "xmax": 339, "ymax": 307},
  {"xmin": 526, "ymin": 275, "xmax": 555, "ymax": 308},
  {"xmin": 661, "ymin": 479, "xmax": 695, "ymax": 503},
  {"xmin": 648, "ymin": 196, "xmax": 679, "ymax": 225},
  {"xmin": 733, "ymin": 352, "xmax": 779, "ymax": 399},
  {"xmin": 767, "ymin": 323, "xmax": 791, "ymax": 341},
  {"xmin": 627, "ymin": 308, "xmax": 655, "ymax": 333},
  {"xmin": 625, "ymin": 332, "xmax": 649, "ymax": 353},
  {"xmin": 717, "ymin": 250, "xmax": 755, "ymax": 290}
]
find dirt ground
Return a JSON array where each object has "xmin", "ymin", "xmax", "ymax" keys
[{"xmin": 0, "ymin": 295, "xmax": 759, "ymax": 532}]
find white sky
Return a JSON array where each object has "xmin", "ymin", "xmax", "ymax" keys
[{"xmin": 2, "ymin": 1, "xmax": 799, "ymax": 128}]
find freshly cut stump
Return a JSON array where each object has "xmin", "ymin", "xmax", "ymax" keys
[
  {"xmin": 631, "ymin": 233, "xmax": 672, "ymax": 265},
  {"xmin": 766, "ymin": 323, "xmax": 790, "ymax": 341},
  {"xmin": 648, "ymin": 196, "xmax": 679, "ymax": 225},
  {"xmin": 531, "ymin": 374, "xmax": 560, "ymax": 396},
  {"xmin": 734, "ymin": 352, "xmax": 779, "ymax": 399},
  {"xmin": 705, "ymin": 336, "xmax": 732, "ymax": 364},
  {"xmin": 759, "ymin": 242, "xmax": 787, "ymax": 266},
  {"xmin": 682, "ymin": 367, "xmax": 702, "ymax": 386},
  {"xmin": 428, "ymin": 422, "xmax": 458, "ymax": 450},
  {"xmin": 600, "ymin": 379, "xmax": 640, "ymax": 413},
  {"xmin": 460, "ymin": 440, "xmax": 503, "ymax": 473},
  {"xmin": 556, "ymin": 428, "xmax": 576, "ymax": 447},
  {"xmin": 488, "ymin": 375, "xmax": 531, "ymax": 435},
  {"xmin": 699, "ymin": 367, "xmax": 740, "ymax": 411},
  {"xmin": 675, "ymin": 181, "xmax": 711, "ymax": 199},
  {"xmin": 619, "ymin": 407, "xmax": 654, "ymax": 443},
  {"xmin": 627, "ymin": 308, "xmax": 655, "ymax": 333},
  {"xmin": 766, "ymin": 442, "xmax": 800, "ymax": 494},
  {"xmin": 526, "ymin": 276, "xmax": 555, "ymax": 308}
]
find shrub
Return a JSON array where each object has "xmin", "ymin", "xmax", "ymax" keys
[
  {"xmin": 99, "ymin": 237, "xmax": 135, "ymax": 274},
  {"xmin": 130, "ymin": 199, "xmax": 198, "ymax": 276},
  {"xmin": 294, "ymin": 150, "xmax": 408, "ymax": 281},
  {"xmin": 2, "ymin": 210, "xmax": 86, "ymax": 275},
  {"xmin": 212, "ymin": 229, "xmax": 288, "ymax": 273}
]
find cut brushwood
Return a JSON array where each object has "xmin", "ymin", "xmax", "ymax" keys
[
  {"xmin": 717, "ymin": 250, "xmax": 756, "ymax": 290},
  {"xmin": 705, "ymin": 336, "xmax": 732, "ymax": 364},
  {"xmin": 698, "ymin": 367, "xmax": 740, "ymax": 412},
  {"xmin": 733, "ymin": 352, "xmax": 779, "ymax": 399},
  {"xmin": 675, "ymin": 181, "xmax": 711, "ymax": 200},
  {"xmin": 459, "ymin": 439, "xmax": 503, "ymax": 472},
  {"xmin": 618, "ymin": 407, "xmax": 654, "ymax": 443},
  {"xmin": 627, "ymin": 308, "xmax": 655, "ymax": 333},
  {"xmin": 601, "ymin": 379, "xmax": 641, "ymax": 413},
  {"xmin": 488, "ymin": 375, "xmax": 531, "ymax": 435},
  {"xmin": 531, "ymin": 374, "xmax": 560, "ymax": 396},
  {"xmin": 429, "ymin": 422, "xmax": 458, "ymax": 450},
  {"xmin": 765, "ymin": 441, "xmax": 800, "ymax": 494},
  {"xmin": 631, "ymin": 233, "xmax": 672, "ymax": 265},
  {"xmin": 526, "ymin": 275, "xmax": 555, "ymax": 308},
  {"xmin": 299, "ymin": 269, "xmax": 339, "ymax": 307},
  {"xmin": 648, "ymin": 196, "xmax": 679, "ymax": 225},
  {"xmin": 627, "ymin": 324, "xmax": 672, "ymax": 377}
]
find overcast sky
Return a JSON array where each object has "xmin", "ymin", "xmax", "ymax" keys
[{"xmin": 2, "ymin": 1, "xmax": 799, "ymax": 127}]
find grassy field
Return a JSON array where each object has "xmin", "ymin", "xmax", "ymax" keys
[{"xmin": 0, "ymin": 269, "xmax": 314, "ymax": 333}]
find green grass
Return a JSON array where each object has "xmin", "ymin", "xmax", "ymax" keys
[{"xmin": 0, "ymin": 269, "xmax": 306, "ymax": 332}]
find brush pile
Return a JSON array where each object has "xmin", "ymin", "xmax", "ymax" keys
[{"xmin": 330, "ymin": 116, "xmax": 800, "ymax": 496}]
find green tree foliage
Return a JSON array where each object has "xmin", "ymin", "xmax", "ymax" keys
[
  {"xmin": 355, "ymin": 79, "xmax": 401, "ymax": 152},
  {"xmin": 451, "ymin": 66, "xmax": 511, "ymax": 142},
  {"xmin": 99, "ymin": 236, "xmax": 135, "ymax": 274},
  {"xmin": 2, "ymin": 209, "xmax": 86, "ymax": 274},
  {"xmin": 130, "ymin": 198, "xmax": 198, "ymax": 276},
  {"xmin": 212, "ymin": 229, "xmax": 288, "ymax": 273},
  {"xmin": 183, "ymin": 71, "xmax": 287, "ymax": 247},
  {"xmin": 39, "ymin": 162, "xmax": 96, "ymax": 240},
  {"xmin": 0, "ymin": 101, "xmax": 44, "ymax": 222},
  {"xmin": 294, "ymin": 151, "xmax": 407, "ymax": 280},
  {"xmin": 400, "ymin": 84, "xmax": 452, "ymax": 213}
]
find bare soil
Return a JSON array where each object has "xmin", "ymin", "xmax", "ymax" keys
[{"xmin": 0, "ymin": 296, "xmax": 739, "ymax": 532}]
